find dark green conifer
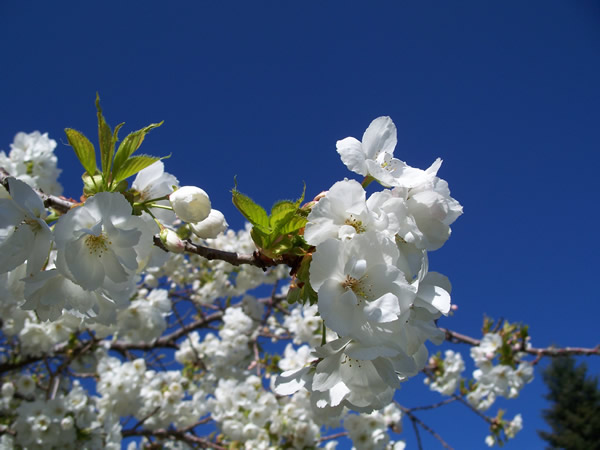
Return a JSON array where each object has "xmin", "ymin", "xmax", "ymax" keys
[{"xmin": 538, "ymin": 356, "xmax": 600, "ymax": 449}]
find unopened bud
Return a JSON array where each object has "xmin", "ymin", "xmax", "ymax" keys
[
  {"xmin": 160, "ymin": 228, "xmax": 186, "ymax": 253},
  {"xmin": 169, "ymin": 186, "xmax": 211, "ymax": 223},
  {"xmin": 190, "ymin": 209, "xmax": 228, "ymax": 239}
]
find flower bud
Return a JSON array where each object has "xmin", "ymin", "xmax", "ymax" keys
[
  {"xmin": 190, "ymin": 209, "xmax": 228, "ymax": 239},
  {"xmin": 169, "ymin": 186, "xmax": 211, "ymax": 223},
  {"xmin": 160, "ymin": 228, "xmax": 186, "ymax": 253}
]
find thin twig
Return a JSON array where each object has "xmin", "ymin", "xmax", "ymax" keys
[
  {"xmin": 397, "ymin": 403, "xmax": 454, "ymax": 450},
  {"xmin": 441, "ymin": 328, "xmax": 600, "ymax": 359}
]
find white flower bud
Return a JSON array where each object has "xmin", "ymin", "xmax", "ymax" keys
[
  {"xmin": 169, "ymin": 186, "xmax": 211, "ymax": 223},
  {"xmin": 190, "ymin": 209, "xmax": 228, "ymax": 239},
  {"xmin": 160, "ymin": 228, "xmax": 186, "ymax": 253}
]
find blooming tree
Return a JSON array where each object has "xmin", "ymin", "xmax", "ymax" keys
[{"xmin": 0, "ymin": 99, "xmax": 598, "ymax": 449}]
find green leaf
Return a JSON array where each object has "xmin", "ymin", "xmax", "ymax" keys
[
  {"xmin": 287, "ymin": 286, "xmax": 301, "ymax": 304},
  {"xmin": 295, "ymin": 182, "xmax": 306, "ymax": 206},
  {"xmin": 270, "ymin": 200, "xmax": 296, "ymax": 227},
  {"xmin": 95, "ymin": 93, "xmax": 114, "ymax": 176},
  {"xmin": 278, "ymin": 215, "xmax": 307, "ymax": 234},
  {"xmin": 112, "ymin": 154, "xmax": 162, "ymax": 183},
  {"xmin": 232, "ymin": 188, "xmax": 271, "ymax": 231},
  {"xmin": 64, "ymin": 128, "xmax": 97, "ymax": 176},
  {"xmin": 250, "ymin": 227, "xmax": 267, "ymax": 249},
  {"xmin": 112, "ymin": 121, "xmax": 163, "ymax": 177}
]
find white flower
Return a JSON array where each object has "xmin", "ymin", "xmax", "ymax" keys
[
  {"xmin": 393, "ymin": 176, "xmax": 463, "ymax": 251},
  {"xmin": 505, "ymin": 413, "xmax": 523, "ymax": 438},
  {"xmin": 311, "ymin": 337, "xmax": 399, "ymax": 412},
  {"xmin": 304, "ymin": 180, "xmax": 408, "ymax": 247},
  {"xmin": 132, "ymin": 161, "xmax": 179, "ymax": 224},
  {"xmin": 54, "ymin": 192, "xmax": 149, "ymax": 292},
  {"xmin": 0, "ymin": 131, "xmax": 62, "ymax": 196},
  {"xmin": 304, "ymin": 179, "xmax": 369, "ymax": 246},
  {"xmin": 169, "ymin": 186, "xmax": 211, "ymax": 223},
  {"xmin": 310, "ymin": 234, "xmax": 415, "ymax": 344},
  {"xmin": 16, "ymin": 374, "xmax": 35, "ymax": 395},
  {"xmin": 336, "ymin": 116, "xmax": 441, "ymax": 188},
  {"xmin": 190, "ymin": 209, "xmax": 228, "ymax": 239},
  {"xmin": 471, "ymin": 333, "xmax": 503, "ymax": 365},
  {"xmin": 336, "ymin": 116, "xmax": 397, "ymax": 178},
  {"xmin": 0, "ymin": 177, "xmax": 53, "ymax": 275},
  {"xmin": 428, "ymin": 350, "xmax": 465, "ymax": 395}
]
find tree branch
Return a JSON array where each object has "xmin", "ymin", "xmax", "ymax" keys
[
  {"xmin": 0, "ymin": 167, "xmax": 77, "ymax": 214},
  {"xmin": 441, "ymin": 328, "xmax": 600, "ymax": 359},
  {"xmin": 397, "ymin": 403, "xmax": 454, "ymax": 450}
]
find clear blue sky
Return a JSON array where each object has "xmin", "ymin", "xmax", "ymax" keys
[{"xmin": 1, "ymin": 1, "xmax": 599, "ymax": 448}]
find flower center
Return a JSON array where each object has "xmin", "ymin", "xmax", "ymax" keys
[
  {"xmin": 341, "ymin": 274, "xmax": 371, "ymax": 299},
  {"xmin": 23, "ymin": 218, "xmax": 43, "ymax": 233},
  {"xmin": 344, "ymin": 217, "xmax": 366, "ymax": 234},
  {"xmin": 85, "ymin": 233, "xmax": 110, "ymax": 256}
]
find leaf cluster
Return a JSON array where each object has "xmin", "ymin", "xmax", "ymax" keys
[
  {"xmin": 231, "ymin": 183, "xmax": 318, "ymax": 305},
  {"xmin": 64, "ymin": 94, "xmax": 168, "ymax": 197}
]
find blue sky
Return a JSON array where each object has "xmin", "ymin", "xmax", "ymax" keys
[{"xmin": 1, "ymin": 1, "xmax": 599, "ymax": 448}]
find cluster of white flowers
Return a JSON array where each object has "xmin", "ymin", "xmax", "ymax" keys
[
  {"xmin": 0, "ymin": 121, "xmax": 542, "ymax": 449},
  {"xmin": 275, "ymin": 116, "xmax": 462, "ymax": 414},
  {"xmin": 1, "ymin": 376, "xmax": 118, "ymax": 450},
  {"xmin": 0, "ymin": 131, "xmax": 62, "ymax": 197},
  {"xmin": 426, "ymin": 349, "xmax": 465, "ymax": 396},
  {"xmin": 343, "ymin": 404, "xmax": 405, "ymax": 450},
  {"xmin": 467, "ymin": 333, "xmax": 534, "ymax": 412}
]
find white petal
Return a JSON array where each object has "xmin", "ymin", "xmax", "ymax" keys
[
  {"xmin": 64, "ymin": 239, "xmax": 104, "ymax": 291},
  {"xmin": 309, "ymin": 239, "xmax": 344, "ymax": 290},
  {"xmin": 336, "ymin": 137, "xmax": 367, "ymax": 175},
  {"xmin": 362, "ymin": 116, "xmax": 397, "ymax": 159},
  {"xmin": 26, "ymin": 224, "xmax": 52, "ymax": 275},
  {"xmin": 318, "ymin": 279, "xmax": 361, "ymax": 336},
  {"xmin": 273, "ymin": 367, "xmax": 310, "ymax": 395},
  {"xmin": 0, "ymin": 225, "xmax": 33, "ymax": 274},
  {"xmin": 8, "ymin": 178, "xmax": 45, "ymax": 218},
  {"xmin": 362, "ymin": 293, "xmax": 401, "ymax": 323}
]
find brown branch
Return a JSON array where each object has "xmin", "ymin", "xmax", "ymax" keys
[
  {"xmin": 121, "ymin": 421, "xmax": 225, "ymax": 449},
  {"xmin": 441, "ymin": 328, "xmax": 600, "ymax": 359},
  {"xmin": 152, "ymin": 235, "xmax": 295, "ymax": 270},
  {"xmin": 407, "ymin": 396, "xmax": 456, "ymax": 412},
  {"xmin": 0, "ymin": 167, "xmax": 77, "ymax": 214},
  {"xmin": 110, "ymin": 310, "xmax": 224, "ymax": 353},
  {"xmin": 397, "ymin": 403, "xmax": 454, "ymax": 450},
  {"xmin": 318, "ymin": 431, "xmax": 348, "ymax": 443}
]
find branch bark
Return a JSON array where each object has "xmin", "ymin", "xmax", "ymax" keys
[{"xmin": 441, "ymin": 328, "xmax": 600, "ymax": 359}]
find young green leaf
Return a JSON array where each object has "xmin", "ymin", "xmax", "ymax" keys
[
  {"xmin": 278, "ymin": 215, "xmax": 307, "ymax": 234},
  {"xmin": 64, "ymin": 128, "xmax": 97, "ymax": 176},
  {"xmin": 270, "ymin": 200, "xmax": 297, "ymax": 228},
  {"xmin": 112, "ymin": 121, "xmax": 163, "ymax": 176},
  {"xmin": 232, "ymin": 188, "xmax": 271, "ymax": 231},
  {"xmin": 112, "ymin": 154, "xmax": 162, "ymax": 183},
  {"xmin": 95, "ymin": 93, "xmax": 114, "ymax": 176}
]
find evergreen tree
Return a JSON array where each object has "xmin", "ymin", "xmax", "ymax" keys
[{"xmin": 538, "ymin": 355, "xmax": 600, "ymax": 449}]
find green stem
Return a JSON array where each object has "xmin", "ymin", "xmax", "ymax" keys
[
  {"xmin": 145, "ymin": 203, "xmax": 173, "ymax": 211},
  {"xmin": 142, "ymin": 194, "xmax": 171, "ymax": 204},
  {"xmin": 361, "ymin": 175, "xmax": 375, "ymax": 188}
]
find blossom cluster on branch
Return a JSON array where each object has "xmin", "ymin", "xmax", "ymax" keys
[{"xmin": 0, "ymin": 103, "xmax": 598, "ymax": 449}]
